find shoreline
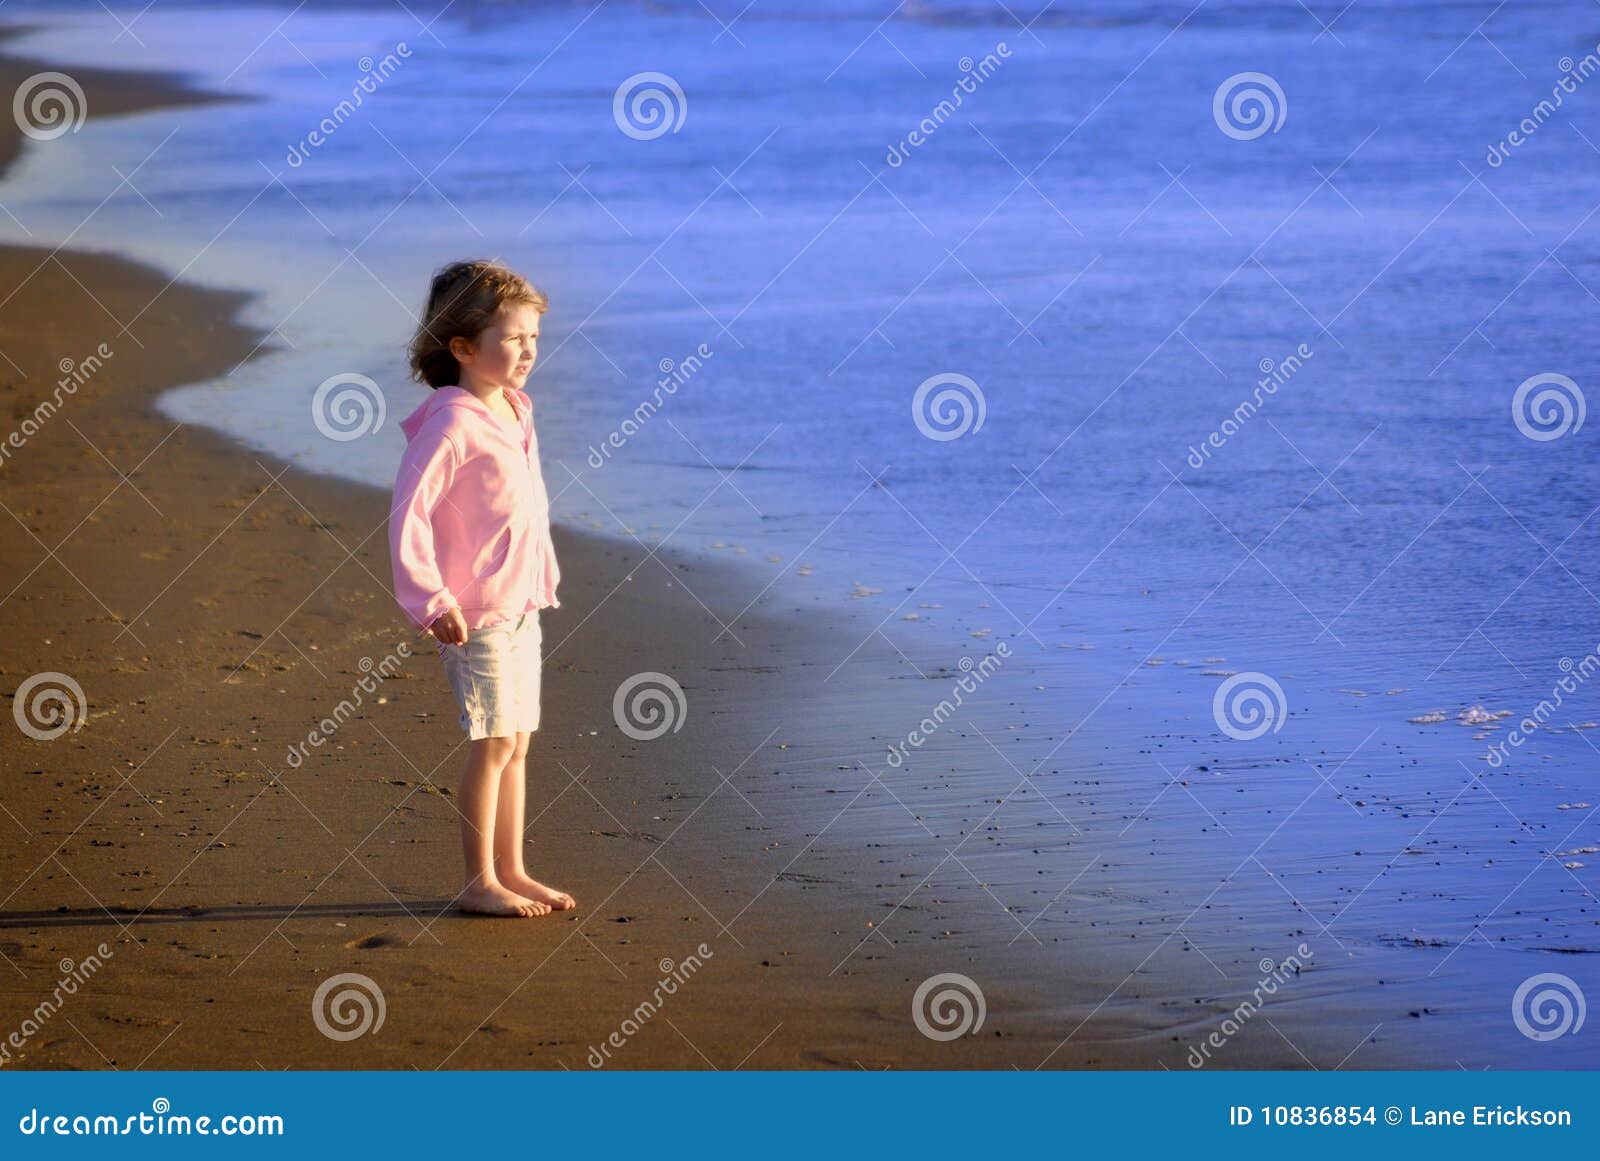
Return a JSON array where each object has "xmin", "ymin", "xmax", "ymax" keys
[
  {"xmin": 5, "ymin": 12, "xmax": 1564, "ymax": 1072},
  {"xmin": 0, "ymin": 23, "xmax": 251, "ymax": 181},
  {"xmin": 0, "ymin": 30, "xmax": 1164, "ymax": 1069}
]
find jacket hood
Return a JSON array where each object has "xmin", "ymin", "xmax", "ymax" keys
[{"xmin": 399, "ymin": 386, "xmax": 525, "ymax": 443}]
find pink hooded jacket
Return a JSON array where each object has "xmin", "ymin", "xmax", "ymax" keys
[{"xmin": 389, "ymin": 385, "xmax": 561, "ymax": 632}]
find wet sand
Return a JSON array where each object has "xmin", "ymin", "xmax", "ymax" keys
[
  {"xmin": 2, "ymin": 21, "xmax": 1545, "ymax": 1073},
  {"xmin": 0, "ymin": 31, "xmax": 1182, "ymax": 1070}
]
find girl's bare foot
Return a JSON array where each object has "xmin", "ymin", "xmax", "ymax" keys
[
  {"xmin": 457, "ymin": 882, "xmax": 550, "ymax": 918},
  {"xmin": 498, "ymin": 869, "xmax": 576, "ymax": 912}
]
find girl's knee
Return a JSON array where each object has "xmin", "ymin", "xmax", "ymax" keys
[{"xmin": 475, "ymin": 734, "xmax": 518, "ymax": 763}]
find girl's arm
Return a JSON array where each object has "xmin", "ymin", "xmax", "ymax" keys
[{"xmin": 389, "ymin": 422, "xmax": 462, "ymax": 632}]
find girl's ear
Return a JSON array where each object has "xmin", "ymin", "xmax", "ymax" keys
[{"xmin": 447, "ymin": 334, "xmax": 476, "ymax": 365}]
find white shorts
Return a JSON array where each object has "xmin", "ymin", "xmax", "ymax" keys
[{"xmin": 437, "ymin": 611, "xmax": 542, "ymax": 740}]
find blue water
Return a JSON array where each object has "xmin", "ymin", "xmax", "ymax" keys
[{"xmin": 5, "ymin": 0, "xmax": 1598, "ymax": 1065}]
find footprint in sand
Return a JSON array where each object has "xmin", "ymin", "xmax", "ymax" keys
[{"xmin": 343, "ymin": 932, "xmax": 402, "ymax": 950}]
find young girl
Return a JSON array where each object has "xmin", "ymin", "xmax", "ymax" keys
[{"xmin": 390, "ymin": 259, "xmax": 576, "ymax": 918}]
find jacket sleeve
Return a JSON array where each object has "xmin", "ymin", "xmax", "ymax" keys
[
  {"xmin": 527, "ymin": 430, "xmax": 561, "ymax": 611},
  {"xmin": 390, "ymin": 421, "xmax": 461, "ymax": 630},
  {"xmin": 536, "ymin": 524, "xmax": 561, "ymax": 610}
]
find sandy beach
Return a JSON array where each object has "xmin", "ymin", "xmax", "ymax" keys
[
  {"xmin": 0, "ymin": 33, "xmax": 1164, "ymax": 1070},
  {"xmin": 3, "ymin": 7, "xmax": 1595, "ymax": 1075}
]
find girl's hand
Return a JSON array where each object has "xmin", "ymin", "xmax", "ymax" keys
[{"xmin": 428, "ymin": 607, "xmax": 469, "ymax": 646}]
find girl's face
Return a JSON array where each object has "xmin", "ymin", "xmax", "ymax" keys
[{"xmin": 454, "ymin": 301, "xmax": 542, "ymax": 392}]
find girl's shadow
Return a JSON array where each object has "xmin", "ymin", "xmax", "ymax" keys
[{"xmin": 0, "ymin": 901, "xmax": 459, "ymax": 929}]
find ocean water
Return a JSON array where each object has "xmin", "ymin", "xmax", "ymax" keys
[{"xmin": 5, "ymin": 0, "xmax": 1598, "ymax": 1065}]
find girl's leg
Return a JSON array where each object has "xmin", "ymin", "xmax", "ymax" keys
[
  {"xmin": 493, "ymin": 731, "xmax": 577, "ymax": 911},
  {"xmin": 457, "ymin": 734, "xmax": 543, "ymax": 917}
]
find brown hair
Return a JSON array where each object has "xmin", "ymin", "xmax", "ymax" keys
[{"xmin": 408, "ymin": 259, "xmax": 548, "ymax": 389}]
